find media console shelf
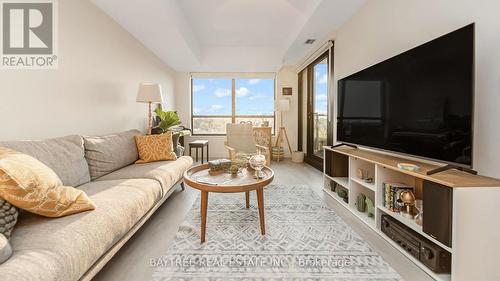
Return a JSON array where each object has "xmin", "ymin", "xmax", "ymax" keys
[{"xmin": 323, "ymin": 146, "xmax": 500, "ymax": 281}]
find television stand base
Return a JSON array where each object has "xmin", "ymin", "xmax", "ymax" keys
[
  {"xmin": 331, "ymin": 143, "xmax": 358, "ymax": 149},
  {"xmin": 426, "ymin": 164, "xmax": 477, "ymax": 175}
]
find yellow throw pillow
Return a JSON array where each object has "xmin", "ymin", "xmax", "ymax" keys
[
  {"xmin": 135, "ymin": 133, "xmax": 177, "ymax": 164},
  {"xmin": 0, "ymin": 148, "xmax": 96, "ymax": 218}
]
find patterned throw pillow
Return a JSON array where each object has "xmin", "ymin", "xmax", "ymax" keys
[
  {"xmin": 134, "ymin": 133, "xmax": 177, "ymax": 164},
  {"xmin": 0, "ymin": 148, "xmax": 96, "ymax": 218}
]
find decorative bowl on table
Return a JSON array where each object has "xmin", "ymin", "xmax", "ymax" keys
[{"xmin": 249, "ymin": 153, "xmax": 266, "ymax": 179}]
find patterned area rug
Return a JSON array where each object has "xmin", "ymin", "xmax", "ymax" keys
[{"xmin": 151, "ymin": 184, "xmax": 403, "ymax": 280}]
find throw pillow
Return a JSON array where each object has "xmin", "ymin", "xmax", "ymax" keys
[
  {"xmin": 135, "ymin": 133, "xmax": 177, "ymax": 164},
  {"xmin": 0, "ymin": 199, "xmax": 18, "ymax": 239},
  {"xmin": 0, "ymin": 148, "xmax": 96, "ymax": 218}
]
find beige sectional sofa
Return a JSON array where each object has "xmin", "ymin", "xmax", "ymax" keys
[{"xmin": 0, "ymin": 130, "xmax": 193, "ymax": 281}]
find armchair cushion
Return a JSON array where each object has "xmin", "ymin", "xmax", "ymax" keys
[{"xmin": 226, "ymin": 123, "xmax": 256, "ymax": 154}]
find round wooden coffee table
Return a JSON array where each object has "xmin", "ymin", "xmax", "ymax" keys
[{"xmin": 183, "ymin": 164, "xmax": 274, "ymax": 243}]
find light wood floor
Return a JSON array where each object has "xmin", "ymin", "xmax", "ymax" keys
[{"xmin": 94, "ymin": 160, "xmax": 433, "ymax": 281}]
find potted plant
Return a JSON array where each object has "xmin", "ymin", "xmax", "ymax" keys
[
  {"xmin": 153, "ymin": 108, "xmax": 181, "ymax": 133},
  {"xmin": 152, "ymin": 108, "xmax": 186, "ymax": 156}
]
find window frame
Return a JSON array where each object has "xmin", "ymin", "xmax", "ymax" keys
[{"xmin": 190, "ymin": 76, "xmax": 276, "ymax": 136}]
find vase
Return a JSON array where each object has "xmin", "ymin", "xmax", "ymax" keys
[{"xmin": 249, "ymin": 153, "xmax": 266, "ymax": 179}]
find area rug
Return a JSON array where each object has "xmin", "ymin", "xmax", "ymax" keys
[{"xmin": 151, "ymin": 184, "xmax": 403, "ymax": 280}]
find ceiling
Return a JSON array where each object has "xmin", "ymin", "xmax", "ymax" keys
[{"xmin": 91, "ymin": 0, "xmax": 366, "ymax": 72}]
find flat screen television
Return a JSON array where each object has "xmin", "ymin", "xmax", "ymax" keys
[{"xmin": 337, "ymin": 24, "xmax": 474, "ymax": 167}]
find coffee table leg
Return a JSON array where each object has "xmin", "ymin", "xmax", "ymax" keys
[
  {"xmin": 245, "ymin": 191, "xmax": 250, "ymax": 209},
  {"xmin": 201, "ymin": 191, "xmax": 208, "ymax": 243},
  {"xmin": 256, "ymin": 187, "xmax": 265, "ymax": 235}
]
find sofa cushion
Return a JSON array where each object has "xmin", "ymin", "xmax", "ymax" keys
[
  {"xmin": 0, "ymin": 135, "xmax": 90, "ymax": 187},
  {"xmin": 96, "ymin": 156, "xmax": 193, "ymax": 196},
  {"xmin": 83, "ymin": 129, "xmax": 141, "ymax": 180},
  {"xmin": 0, "ymin": 178, "xmax": 162, "ymax": 281}
]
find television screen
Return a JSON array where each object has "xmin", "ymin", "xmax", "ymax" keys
[{"xmin": 337, "ymin": 24, "xmax": 474, "ymax": 166}]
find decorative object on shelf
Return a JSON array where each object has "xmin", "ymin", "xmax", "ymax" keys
[
  {"xmin": 136, "ymin": 82, "xmax": 163, "ymax": 135},
  {"xmin": 400, "ymin": 190, "xmax": 416, "ymax": 219},
  {"xmin": 357, "ymin": 193, "xmax": 366, "ymax": 212},
  {"xmin": 274, "ymin": 98, "xmax": 292, "ymax": 157},
  {"xmin": 356, "ymin": 168, "xmax": 373, "ymax": 183},
  {"xmin": 397, "ymin": 163, "xmax": 420, "ymax": 172},
  {"xmin": 0, "ymin": 200, "xmax": 18, "ymax": 239},
  {"xmin": 282, "ymin": 87, "xmax": 292, "ymax": 96},
  {"xmin": 249, "ymin": 152, "xmax": 266, "ymax": 179},
  {"xmin": 414, "ymin": 199, "xmax": 423, "ymax": 226},
  {"xmin": 383, "ymin": 182, "xmax": 414, "ymax": 212},
  {"xmin": 356, "ymin": 168, "xmax": 365, "ymax": 179},
  {"xmin": 365, "ymin": 197, "xmax": 375, "ymax": 217},
  {"xmin": 337, "ymin": 188, "xmax": 348, "ymax": 203},
  {"xmin": 0, "ymin": 234, "xmax": 12, "ymax": 264},
  {"xmin": 291, "ymin": 151, "xmax": 304, "ymax": 163},
  {"xmin": 208, "ymin": 159, "xmax": 232, "ymax": 172},
  {"xmin": 329, "ymin": 181, "xmax": 337, "ymax": 192}
]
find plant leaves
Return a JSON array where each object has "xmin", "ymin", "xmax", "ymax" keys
[{"xmin": 154, "ymin": 108, "xmax": 181, "ymax": 131}]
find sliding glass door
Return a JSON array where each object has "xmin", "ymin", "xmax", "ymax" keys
[{"xmin": 300, "ymin": 50, "xmax": 331, "ymax": 170}]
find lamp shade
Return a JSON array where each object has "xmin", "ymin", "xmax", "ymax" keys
[
  {"xmin": 136, "ymin": 83, "xmax": 163, "ymax": 103},
  {"xmin": 275, "ymin": 98, "xmax": 290, "ymax": 112}
]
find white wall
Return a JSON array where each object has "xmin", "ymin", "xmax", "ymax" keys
[
  {"xmin": 175, "ymin": 67, "xmax": 298, "ymax": 158},
  {"xmin": 0, "ymin": 0, "xmax": 176, "ymax": 141},
  {"xmin": 328, "ymin": 0, "xmax": 500, "ymax": 177}
]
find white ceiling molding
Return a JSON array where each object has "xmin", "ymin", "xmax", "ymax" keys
[{"xmin": 91, "ymin": 0, "xmax": 366, "ymax": 72}]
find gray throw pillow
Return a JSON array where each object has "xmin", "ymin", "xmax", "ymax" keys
[
  {"xmin": 0, "ymin": 234, "xmax": 12, "ymax": 264},
  {"xmin": 0, "ymin": 200, "xmax": 18, "ymax": 239}
]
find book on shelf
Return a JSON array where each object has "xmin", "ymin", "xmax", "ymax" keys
[{"xmin": 383, "ymin": 182, "xmax": 414, "ymax": 212}]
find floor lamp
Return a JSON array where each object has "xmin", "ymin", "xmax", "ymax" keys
[
  {"xmin": 275, "ymin": 98, "xmax": 292, "ymax": 157},
  {"xmin": 136, "ymin": 83, "xmax": 163, "ymax": 135}
]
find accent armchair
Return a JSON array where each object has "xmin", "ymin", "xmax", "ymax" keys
[{"xmin": 224, "ymin": 123, "xmax": 271, "ymax": 166}]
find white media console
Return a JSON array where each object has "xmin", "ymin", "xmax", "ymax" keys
[{"xmin": 322, "ymin": 146, "xmax": 500, "ymax": 281}]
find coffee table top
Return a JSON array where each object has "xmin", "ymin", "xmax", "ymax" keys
[{"xmin": 184, "ymin": 164, "xmax": 274, "ymax": 193}]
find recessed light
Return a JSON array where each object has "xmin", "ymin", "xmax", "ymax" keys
[{"xmin": 304, "ymin": 39, "xmax": 316, "ymax": 44}]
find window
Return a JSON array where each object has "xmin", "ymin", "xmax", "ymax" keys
[{"xmin": 191, "ymin": 76, "xmax": 275, "ymax": 135}]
